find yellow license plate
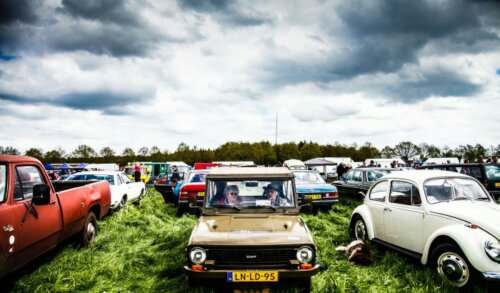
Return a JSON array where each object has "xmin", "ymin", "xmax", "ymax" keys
[
  {"xmin": 307, "ymin": 194, "xmax": 322, "ymax": 200},
  {"xmin": 198, "ymin": 192, "xmax": 205, "ymax": 196},
  {"xmin": 228, "ymin": 271, "xmax": 278, "ymax": 282}
]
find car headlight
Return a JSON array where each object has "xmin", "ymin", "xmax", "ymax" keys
[
  {"xmin": 189, "ymin": 247, "xmax": 206, "ymax": 264},
  {"xmin": 484, "ymin": 240, "xmax": 500, "ymax": 262},
  {"xmin": 296, "ymin": 246, "xmax": 314, "ymax": 264}
]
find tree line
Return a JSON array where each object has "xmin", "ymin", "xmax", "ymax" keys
[{"xmin": 1, "ymin": 141, "xmax": 499, "ymax": 167}]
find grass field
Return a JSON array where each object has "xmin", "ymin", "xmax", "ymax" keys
[{"xmin": 1, "ymin": 189, "xmax": 495, "ymax": 292}]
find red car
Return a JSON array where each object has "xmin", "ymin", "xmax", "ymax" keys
[{"xmin": 178, "ymin": 170, "xmax": 209, "ymax": 211}]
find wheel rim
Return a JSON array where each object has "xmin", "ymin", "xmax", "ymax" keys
[
  {"xmin": 86, "ymin": 221, "xmax": 96, "ymax": 243},
  {"xmin": 354, "ymin": 219, "xmax": 367, "ymax": 241},
  {"xmin": 120, "ymin": 197, "xmax": 126, "ymax": 208},
  {"xmin": 437, "ymin": 251, "xmax": 469, "ymax": 287}
]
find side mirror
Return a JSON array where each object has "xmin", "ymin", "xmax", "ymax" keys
[{"xmin": 32, "ymin": 184, "xmax": 51, "ymax": 205}]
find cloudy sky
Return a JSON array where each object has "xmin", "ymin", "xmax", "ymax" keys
[{"xmin": 1, "ymin": 0, "xmax": 499, "ymax": 154}]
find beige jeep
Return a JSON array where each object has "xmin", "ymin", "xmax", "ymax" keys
[{"xmin": 184, "ymin": 167, "xmax": 320, "ymax": 292}]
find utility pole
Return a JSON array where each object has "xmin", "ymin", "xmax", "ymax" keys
[{"xmin": 275, "ymin": 112, "xmax": 278, "ymax": 145}]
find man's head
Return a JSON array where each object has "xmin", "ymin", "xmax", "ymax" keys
[{"xmin": 264, "ymin": 183, "xmax": 280, "ymax": 199}]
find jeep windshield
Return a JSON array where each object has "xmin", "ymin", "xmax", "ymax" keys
[{"xmin": 205, "ymin": 179, "xmax": 295, "ymax": 209}]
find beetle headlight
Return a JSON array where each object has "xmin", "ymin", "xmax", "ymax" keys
[
  {"xmin": 296, "ymin": 246, "xmax": 314, "ymax": 264},
  {"xmin": 484, "ymin": 240, "xmax": 500, "ymax": 262},
  {"xmin": 189, "ymin": 247, "xmax": 206, "ymax": 264}
]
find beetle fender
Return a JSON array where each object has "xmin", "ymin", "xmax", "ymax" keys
[
  {"xmin": 422, "ymin": 224, "xmax": 498, "ymax": 273},
  {"xmin": 350, "ymin": 205, "xmax": 375, "ymax": 240}
]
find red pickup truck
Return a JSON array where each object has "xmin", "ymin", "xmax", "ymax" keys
[{"xmin": 0, "ymin": 155, "xmax": 111, "ymax": 278}]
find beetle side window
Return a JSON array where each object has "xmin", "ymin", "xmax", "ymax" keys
[
  {"xmin": 369, "ymin": 181, "xmax": 388, "ymax": 201},
  {"xmin": 14, "ymin": 166, "xmax": 46, "ymax": 201},
  {"xmin": 389, "ymin": 181, "xmax": 420, "ymax": 206},
  {"xmin": 0, "ymin": 165, "xmax": 6, "ymax": 202}
]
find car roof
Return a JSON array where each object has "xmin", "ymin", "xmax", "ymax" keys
[
  {"xmin": 70, "ymin": 171, "xmax": 122, "ymax": 176},
  {"xmin": 206, "ymin": 167, "xmax": 294, "ymax": 179},
  {"xmin": 380, "ymin": 170, "xmax": 471, "ymax": 183}
]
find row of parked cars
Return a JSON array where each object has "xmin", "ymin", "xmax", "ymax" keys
[{"xmin": 156, "ymin": 162, "xmax": 499, "ymax": 291}]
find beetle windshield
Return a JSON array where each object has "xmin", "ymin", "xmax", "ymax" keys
[
  {"xmin": 205, "ymin": 179, "xmax": 295, "ymax": 209},
  {"xmin": 424, "ymin": 178, "xmax": 491, "ymax": 203}
]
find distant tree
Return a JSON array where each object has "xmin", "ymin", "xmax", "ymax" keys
[
  {"xmin": 299, "ymin": 141, "xmax": 321, "ymax": 161},
  {"xmin": 356, "ymin": 142, "xmax": 380, "ymax": 161},
  {"xmin": 380, "ymin": 146, "xmax": 395, "ymax": 158},
  {"xmin": 393, "ymin": 141, "xmax": 420, "ymax": 160},
  {"xmin": 71, "ymin": 145, "xmax": 97, "ymax": 159},
  {"xmin": 493, "ymin": 145, "xmax": 500, "ymax": 156},
  {"xmin": 0, "ymin": 146, "xmax": 20, "ymax": 155},
  {"xmin": 25, "ymin": 148, "xmax": 44, "ymax": 160},
  {"xmin": 122, "ymin": 147, "xmax": 135, "ymax": 157},
  {"xmin": 99, "ymin": 146, "xmax": 115, "ymax": 158},
  {"xmin": 44, "ymin": 147, "xmax": 66, "ymax": 162},
  {"xmin": 418, "ymin": 143, "xmax": 441, "ymax": 161},
  {"xmin": 277, "ymin": 142, "xmax": 300, "ymax": 163},
  {"xmin": 137, "ymin": 147, "xmax": 149, "ymax": 157},
  {"xmin": 150, "ymin": 146, "xmax": 161, "ymax": 155}
]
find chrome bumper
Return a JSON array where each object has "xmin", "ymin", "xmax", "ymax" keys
[{"xmin": 483, "ymin": 272, "xmax": 500, "ymax": 281}]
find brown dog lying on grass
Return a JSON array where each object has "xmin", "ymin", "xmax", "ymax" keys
[{"xmin": 336, "ymin": 240, "xmax": 372, "ymax": 265}]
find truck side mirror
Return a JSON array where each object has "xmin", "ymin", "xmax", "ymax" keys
[{"xmin": 32, "ymin": 184, "xmax": 51, "ymax": 205}]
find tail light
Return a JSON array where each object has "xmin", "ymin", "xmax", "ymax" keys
[{"xmin": 325, "ymin": 192, "xmax": 338, "ymax": 198}]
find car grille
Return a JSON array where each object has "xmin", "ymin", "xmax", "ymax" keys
[{"xmin": 206, "ymin": 246, "xmax": 298, "ymax": 266}]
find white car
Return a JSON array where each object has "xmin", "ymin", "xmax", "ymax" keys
[
  {"xmin": 350, "ymin": 170, "xmax": 500, "ymax": 287},
  {"xmin": 66, "ymin": 171, "xmax": 146, "ymax": 210}
]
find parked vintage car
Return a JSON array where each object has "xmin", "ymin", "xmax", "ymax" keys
[
  {"xmin": 185, "ymin": 167, "xmax": 320, "ymax": 292},
  {"xmin": 292, "ymin": 169, "xmax": 338, "ymax": 208},
  {"xmin": 66, "ymin": 171, "xmax": 146, "ymax": 210},
  {"xmin": 0, "ymin": 155, "xmax": 111, "ymax": 278},
  {"xmin": 178, "ymin": 169, "xmax": 209, "ymax": 211},
  {"xmin": 350, "ymin": 170, "xmax": 500, "ymax": 287},
  {"xmin": 333, "ymin": 167, "xmax": 400, "ymax": 199},
  {"xmin": 419, "ymin": 163, "xmax": 500, "ymax": 201}
]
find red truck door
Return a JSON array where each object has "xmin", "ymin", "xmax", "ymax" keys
[{"xmin": 0, "ymin": 163, "xmax": 62, "ymax": 271}]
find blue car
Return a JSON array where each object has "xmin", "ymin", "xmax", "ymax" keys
[{"xmin": 293, "ymin": 170, "xmax": 339, "ymax": 208}]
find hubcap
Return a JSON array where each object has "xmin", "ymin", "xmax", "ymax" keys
[
  {"xmin": 437, "ymin": 252, "xmax": 469, "ymax": 287},
  {"xmin": 355, "ymin": 220, "xmax": 366, "ymax": 241},
  {"xmin": 87, "ymin": 222, "xmax": 96, "ymax": 242}
]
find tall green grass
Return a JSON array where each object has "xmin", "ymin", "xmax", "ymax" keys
[{"xmin": 3, "ymin": 190, "xmax": 493, "ymax": 292}]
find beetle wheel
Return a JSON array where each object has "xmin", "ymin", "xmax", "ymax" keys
[
  {"xmin": 352, "ymin": 216, "xmax": 368, "ymax": 242},
  {"xmin": 431, "ymin": 242, "xmax": 475, "ymax": 288}
]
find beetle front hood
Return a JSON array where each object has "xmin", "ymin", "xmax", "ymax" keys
[
  {"xmin": 429, "ymin": 201, "xmax": 500, "ymax": 237},
  {"xmin": 189, "ymin": 215, "xmax": 314, "ymax": 246}
]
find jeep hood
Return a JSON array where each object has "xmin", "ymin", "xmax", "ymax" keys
[
  {"xmin": 430, "ymin": 201, "xmax": 500, "ymax": 237},
  {"xmin": 189, "ymin": 215, "xmax": 314, "ymax": 246}
]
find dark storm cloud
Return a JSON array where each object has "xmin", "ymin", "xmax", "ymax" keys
[
  {"xmin": 0, "ymin": 91, "xmax": 141, "ymax": 115},
  {"xmin": 0, "ymin": 0, "xmax": 38, "ymax": 24},
  {"xmin": 387, "ymin": 71, "xmax": 481, "ymax": 102},
  {"xmin": 60, "ymin": 0, "xmax": 139, "ymax": 26},
  {"xmin": 261, "ymin": 0, "xmax": 498, "ymax": 101},
  {"xmin": 179, "ymin": 0, "xmax": 274, "ymax": 26}
]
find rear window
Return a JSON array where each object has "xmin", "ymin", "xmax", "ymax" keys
[{"xmin": 485, "ymin": 165, "xmax": 500, "ymax": 180}]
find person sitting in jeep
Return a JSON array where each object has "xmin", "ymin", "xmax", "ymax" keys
[
  {"xmin": 264, "ymin": 183, "xmax": 290, "ymax": 207},
  {"xmin": 213, "ymin": 184, "xmax": 241, "ymax": 206}
]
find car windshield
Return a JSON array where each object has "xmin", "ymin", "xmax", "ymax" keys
[
  {"xmin": 366, "ymin": 170, "xmax": 393, "ymax": 182},
  {"xmin": 485, "ymin": 164, "xmax": 500, "ymax": 180},
  {"xmin": 124, "ymin": 168, "xmax": 134, "ymax": 175},
  {"xmin": 186, "ymin": 172, "xmax": 207, "ymax": 183},
  {"xmin": 0, "ymin": 165, "xmax": 6, "ymax": 202},
  {"xmin": 67, "ymin": 174, "xmax": 114, "ymax": 184},
  {"xmin": 205, "ymin": 179, "xmax": 295, "ymax": 209},
  {"xmin": 294, "ymin": 171, "xmax": 325, "ymax": 184},
  {"xmin": 424, "ymin": 178, "xmax": 491, "ymax": 203}
]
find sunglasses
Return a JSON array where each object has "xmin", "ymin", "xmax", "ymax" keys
[{"xmin": 228, "ymin": 192, "xmax": 239, "ymax": 196}]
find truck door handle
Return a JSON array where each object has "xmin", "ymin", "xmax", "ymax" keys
[
  {"xmin": 50, "ymin": 201, "xmax": 57, "ymax": 205},
  {"xmin": 384, "ymin": 207, "xmax": 392, "ymax": 212}
]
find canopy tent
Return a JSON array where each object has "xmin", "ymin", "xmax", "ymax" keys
[
  {"xmin": 58, "ymin": 163, "xmax": 71, "ymax": 169},
  {"xmin": 76, "ymin": 162, "xmax": 87, "ymax": 169},
  {"xmin": 304, "ymin": 158, "xmax": 339, "ymax": 179},
  {"xmin": 43, "ymin": 163, "xmax": 55, "ymax": 170}
]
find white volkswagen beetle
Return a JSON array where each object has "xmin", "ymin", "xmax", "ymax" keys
[
  {"xmin": 350, "ymin": 170, "xmax": 500, "ymax": 287},
  {"xmin": 66, "ymin": 171, "xmax": 146, "ymax": 210}
]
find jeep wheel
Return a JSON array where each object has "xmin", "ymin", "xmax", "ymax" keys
[
  {"xmin": 431, "ymin": 242, "xmax": 476, "ymax": 288},
  {"xmin": 351, "ymin": 216, "xmax": 368, "ymax": 242},
  {"xmin": 80, "ymin": 211, "xmax": 97, "ymax": 247}
]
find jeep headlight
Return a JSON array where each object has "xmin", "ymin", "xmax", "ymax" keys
[
  {"xmin": 484, "ymin": 240, "xmax": 500, "ymax": 262},
  {"xmin": 189, "ymin": 247, "xmax": 206, "ymax": 264},
  {"xmin": 296, "ymin": 246, "xmax": 314, "ymax": 264}
]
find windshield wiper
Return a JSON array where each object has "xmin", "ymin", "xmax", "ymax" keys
[{"xmin": 452, "ymin": 196, "xmax": 470, "ymax": 201}]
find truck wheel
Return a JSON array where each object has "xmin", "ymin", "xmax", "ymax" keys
[
  {"xmin": 80, "ymin": 211, "xmax": 97, "ymax": 247},
  {"xmin": 351, "ymin": 216, "xmax": 368, "ymax": 242},
  {"xmin": 430, "ymin": 242, "xmax": 477, "ymax": 288}
]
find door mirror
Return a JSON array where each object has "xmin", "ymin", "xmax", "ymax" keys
[{"xmin": 32, "ymin": 184, "xmax": 51, "ymax": 205}]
